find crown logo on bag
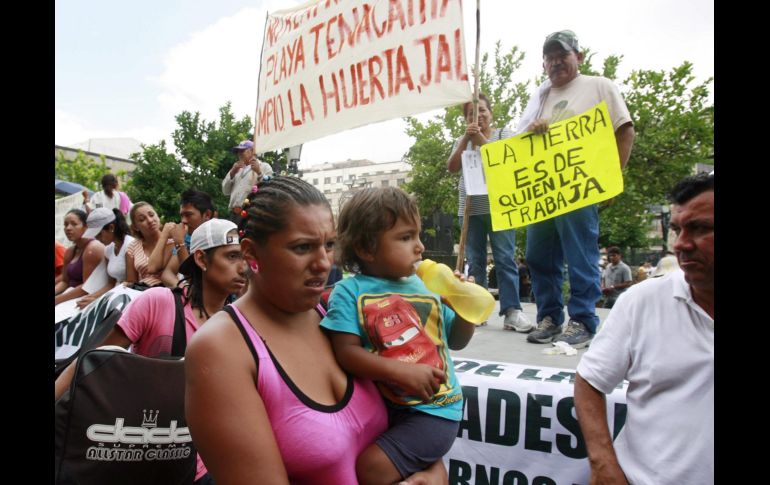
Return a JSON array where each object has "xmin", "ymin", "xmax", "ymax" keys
[{"xmin": 141, "ymin": 409, "xmax": 159, "ymax": 428}]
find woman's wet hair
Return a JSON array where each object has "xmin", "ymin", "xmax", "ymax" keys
[
  {"xmin": 178, "ymin": 247, "xmax": 217, "ymax": 320},
  {"xmin": 239, "ymin": 176, "xmax": 331, "ymax": 245}
]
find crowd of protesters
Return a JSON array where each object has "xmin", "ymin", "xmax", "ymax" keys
[{"xmin": 54, "ymin": 27, "xmax": 712, "ymax": 485}]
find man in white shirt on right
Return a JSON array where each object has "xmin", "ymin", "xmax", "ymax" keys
[{"xmin": 574, "ymin": 172, "xmax": 714, "ymax": 485}]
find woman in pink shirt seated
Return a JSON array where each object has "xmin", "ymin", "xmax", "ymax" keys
[
  {"xmin": 185, "ymin": 176, "xmax": 444, "ymax": 484},
  {"xmin": 55, "ymin": 218, "xmax": 248, "ymax": 484}
]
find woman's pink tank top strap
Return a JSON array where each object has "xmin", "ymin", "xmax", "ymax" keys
[
  {"xmin": 225, "ymin": 304, "xmax": 388, "ymax": 484},
  {"xmin": 228, "ymin": 305, "xmax": 270, "ymax": 360}
]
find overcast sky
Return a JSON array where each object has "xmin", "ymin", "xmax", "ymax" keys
[{"xmin": 55, "ymin": 0, "xmax": 713, "ymax": 168}]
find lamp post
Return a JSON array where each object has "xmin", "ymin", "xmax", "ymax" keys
[
  {"xmin": 660, "ymin": 204, "xmax": 671, "ymax": 251},
  {"xmin": 339, "ymin": 177, "xmax": 370, "ymax": 212},
  {"xmin": 286, "ymin": 144, "xmax": 302, "ymax": 175}
]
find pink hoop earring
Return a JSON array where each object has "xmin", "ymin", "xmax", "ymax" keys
[{"xmin": 249, "ymin": 260, "xmax": 259, "ymax": 273}]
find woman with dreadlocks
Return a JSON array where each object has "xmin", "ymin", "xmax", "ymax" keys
[{"xmin": 55, "ymin": 218, "xmax": 247, "ymax": 485}]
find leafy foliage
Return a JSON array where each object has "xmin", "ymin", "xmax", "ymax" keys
[
  {"xmin": 599, "ymin": 61, "xmax": 713, "ymax": 249},
  {"xmin": 122, "ymin": 140, "xmax": 187, "ymax": 221},
  {"xmin": 55, "ymin": 150, "xmax": 111, "ymax": 191},
  {"xmin": 126, "ymin": 103, "xmax": 286, "ymax": 221}
]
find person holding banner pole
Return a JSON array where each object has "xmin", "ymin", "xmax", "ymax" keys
[
  {"xmin": 447, "ymin": 94, "xmax": 532, "ymax": 332},
  {"xmin": 516, "ymin": 30, "xmax": 635, "ymax": 348},
  {"xmin": 222, "ymin": 140, "xmax": 274, "ymax": 223},
  {"xmin": 574, "ymin": 173, "xmax": 714, "ymax": 485}
]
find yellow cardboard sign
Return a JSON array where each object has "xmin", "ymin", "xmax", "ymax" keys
[{"xmin": 481, "ymin": 101, "xmax": 623, "ymax": 230}]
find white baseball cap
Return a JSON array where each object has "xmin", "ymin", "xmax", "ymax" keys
[
  {"xmin": 179, "ymin": 219, "xmax": 240, "ymax": 276},
  {"xmin": 83, "ymin": 208, "xmax": 117, "ymax": 239}
]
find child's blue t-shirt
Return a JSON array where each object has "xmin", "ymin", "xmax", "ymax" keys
[{"xmin": 321, "ymin": 273, "xmax": 463, "ymax": 421}]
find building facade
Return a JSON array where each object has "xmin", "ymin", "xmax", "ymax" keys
[
  {"xmin": 55, "ymin": 145, "xmax": 137, "ymax": 183},
  {"xmin": 301, "ymin": 159, "xmax": 412, "ymax": 216}
]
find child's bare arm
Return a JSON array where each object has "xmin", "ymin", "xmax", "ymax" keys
[
  {"xmin": 448, "ymin": 317, "xmax": 475, "ymax": 350},
  {"xmin": 444, "ymin": 270, "xmax": 477, "ymax": 350},
  {"xmin": 329, "ymin": 331, "xmax": 445, "ymax": 402}
]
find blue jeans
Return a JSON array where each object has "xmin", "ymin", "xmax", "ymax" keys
[
  {"xmin": 463, "ymin": 214, "xmax": 521, "ymax": 315},
  {"xmin": 525, "ymin": 205, "xmax": 601, "ymax": 332}
]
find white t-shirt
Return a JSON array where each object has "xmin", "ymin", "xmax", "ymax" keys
[
  {"xmin": 85, "ymin": 190, "xmax": 121, "ymax": 212},
  {"xmin": 539, "ymin": 74, "xmax": 632, "ymax": 130},
  {"xmin": 105, "ymin": 235, "xmax": 134, "ymax": 283},
  {"xmin": 577, "ymin": 269, "xmax": 713, "ymax": 485},
  {"xmin": 222, "ymin": 162, "xmax": 275, "ymax": 210}
]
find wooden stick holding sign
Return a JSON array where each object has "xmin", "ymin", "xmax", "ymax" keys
[
  {"xmin": 471, "ymin": 0, "xmax": 481, "ymax": 127},
  {"xmin": 455, "ymin": 0, "xmax": 482, "ymax": 274}
]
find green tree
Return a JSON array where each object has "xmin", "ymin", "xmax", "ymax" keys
[
  {"xmin": 123, "ymin": 141, "xmax": 186, "ymax": 222},
  {"xmin": 172, "ymin": 103, "xmax": 254, "ymax": 216},
  {"xmin": 594, "ymin": 60, "xmax": 713, "ymax": 249},
  {"xmin": 127, "ymin": 102, "xmax": 290, "ymax": 221},
  {"xmin": 55, "ymin": 150, "xmax": 110, "ymax": 191}
]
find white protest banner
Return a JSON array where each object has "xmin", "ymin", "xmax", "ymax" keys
[
  {"xmin": 447, "ymin": 358, "xmax": 628, "ymax": 485},
  {"xmin": 255, "ymin": 0, "xmax": 472, "ymax": 153},
  {"xmin": 461, "ymin": 149, "xmax": 487, "ymax": 195}
]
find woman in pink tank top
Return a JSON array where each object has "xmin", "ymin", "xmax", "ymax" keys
[{"xmin": 185, "ymin": 176, "xmax": 446, "ymax": 484}]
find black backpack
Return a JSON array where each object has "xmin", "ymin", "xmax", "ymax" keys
[{"xmin": 54, "ymin": 289, "xmax": 196, "ymax": 485}]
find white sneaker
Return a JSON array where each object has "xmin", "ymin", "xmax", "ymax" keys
[{"xmin": 503, "ymin": 309, "xmax": 534, "ymax": 332}]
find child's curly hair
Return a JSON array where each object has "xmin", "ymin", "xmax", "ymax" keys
[{"xmin": 336, "ymin": 187, "xmax": 420, "ymax": 273}]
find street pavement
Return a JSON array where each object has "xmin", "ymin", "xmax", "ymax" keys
[{"xmin": 449, "ymin": 300, "xmax": 612, "ymax": 369}]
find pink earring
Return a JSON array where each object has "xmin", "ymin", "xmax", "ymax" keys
[{"xmin": 249, "ymin": 260, "xmax": 259, "ymax": 273}]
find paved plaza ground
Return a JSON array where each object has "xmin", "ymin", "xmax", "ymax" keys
[{"xmin": 449, "ymin": 301, "xmax": 612, "ymax": 369}]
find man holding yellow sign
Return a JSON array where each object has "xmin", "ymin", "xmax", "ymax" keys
[{"xmin": 514, "ymin": 30, "xmax": 635, "ymax": 348}]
